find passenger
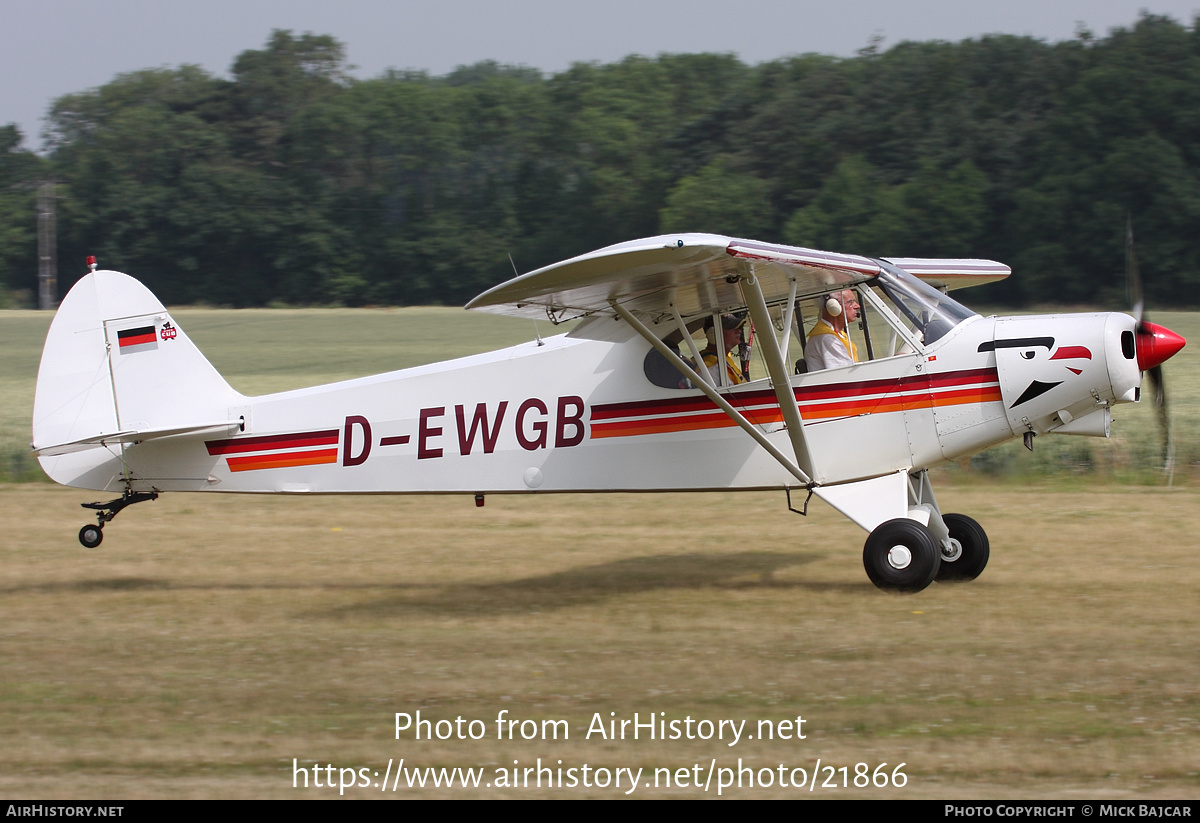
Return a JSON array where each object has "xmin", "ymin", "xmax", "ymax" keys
[
  {"xmin": 701, "ymin": 313, "xmax": 749, "ymax": 386},
  {"xmin": 804, "ymin": 289, "xmax": 860, "ymax": 371}
]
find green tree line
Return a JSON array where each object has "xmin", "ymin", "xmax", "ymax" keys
[{"xmin": 2, "ymin": 15, "xmax": 1198, "ymax": 308}]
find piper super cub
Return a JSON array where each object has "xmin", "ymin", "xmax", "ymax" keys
[{"xmin": 31, "ymin": 234, "xmax": 1185, "ymax": 592}]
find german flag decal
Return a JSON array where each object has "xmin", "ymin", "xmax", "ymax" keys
[
  {"xmin": 117, "ymin": 325, "xmax": 158, "ymax": 354},
  {"xmin": 205, "ymin": 429, "xmax": 340, "ymax": 473}
]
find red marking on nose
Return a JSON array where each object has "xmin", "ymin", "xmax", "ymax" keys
[{"xmin": 1050, "ymin": 346, "xmax": 1091, "ymax": 360}]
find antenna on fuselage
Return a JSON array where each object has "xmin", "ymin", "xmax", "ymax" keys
[{"xmin": 510, "ymin": 253, "xmax": 545, "ymax": 346}]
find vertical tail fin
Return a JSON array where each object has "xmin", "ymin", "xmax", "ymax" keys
[{"xmin": 32, "ymin": 271, "xmax": 244, "ymax": 486}]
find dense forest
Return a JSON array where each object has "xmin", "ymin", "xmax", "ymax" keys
[{"xmin": 2, "ymin": 13, "xmax": 1199, "ymax": 309}]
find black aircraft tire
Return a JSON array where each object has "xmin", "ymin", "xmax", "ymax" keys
[
  {"xmin": 863, "ymin": 518, "xmax": 940, "ymax": 593},
  {"xmin": 79, "ymin": 524, "xmax": 103, "ymax": 549},
  {"xmin": 936, "ymin": 513, "xmax": 990, "ymax": 582}
]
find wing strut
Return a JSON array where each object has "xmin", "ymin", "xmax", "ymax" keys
[
  {"xmin": 670, "ymin": 301, "xmax": 715, "ymax": 388},
  {"xmin": 609, "ymin": 300, "xmax": 813, "ymax": 486},
  {"xmin": 739, "ymin": 273, "xmax": 820, "ymax": 483},
  {"xmin": 778, "ymin": 277, "xmax": 799, "ymax": 364}
]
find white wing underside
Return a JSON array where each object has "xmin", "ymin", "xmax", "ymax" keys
[{"xmin": 467, "ymin": 234, "xmax": 1009, "ymax": 321}]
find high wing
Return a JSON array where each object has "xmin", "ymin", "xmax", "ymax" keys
[
  {"xmin": 885, "ymin": 257, "xmax": 1012, "ymax": 291},
  {"xmin": 466, "ymin": 233, "xmax": 1008, "ymax": 322}
]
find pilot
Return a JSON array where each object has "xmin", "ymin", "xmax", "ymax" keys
[
  {"xmin": 804, "ymin": 289, "xmax": 860, "ymax": 371},
  {"xmin": 701, "ymin": 313, "xmax": 749, "ymax": 386}
]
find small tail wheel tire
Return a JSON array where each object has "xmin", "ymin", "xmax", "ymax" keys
[
  {"xmin": 79, "ymin": 524, "xmax": 103, "ymax": 548},
  {"xmin": 935, "ymin": 513, "xmax": 989, "ymax": 582},
  {"xmin": 863, "ymin": 518, "xmax": 940, "ymax": 592}
]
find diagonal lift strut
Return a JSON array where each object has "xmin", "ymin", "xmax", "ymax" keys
[{"xmin": 609, "ymin": 299, "xmax": 814, "ymax": 487}]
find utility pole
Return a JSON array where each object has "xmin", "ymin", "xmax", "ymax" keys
[{"xmin": 37, "ymin": 181, "xmax": 57, "ymax": 310}]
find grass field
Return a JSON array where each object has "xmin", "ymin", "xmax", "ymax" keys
[
  {"xmin": 2, "ymin": 303, "xmax": 1199, "ymax": 798},
  {"xmin": 1, "ymin": 485, "xmax": 1197, "ymax": 798}
]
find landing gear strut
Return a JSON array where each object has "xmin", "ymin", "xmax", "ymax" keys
[{"xmin": 78, "ymin": 489, "xmax": 158, "ymax": 547}]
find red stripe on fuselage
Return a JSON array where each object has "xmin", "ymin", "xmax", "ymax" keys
[
  {"xmin": 588, "ymin": 367, "xmax": 1000, "ymax": 438},
  {"xmin": 205, "ymin": 429, "xmax": 340, "ymax": 456},
  {"xmin": 590, "ymin": 368, "xmax": 999, "ymax": 421}
]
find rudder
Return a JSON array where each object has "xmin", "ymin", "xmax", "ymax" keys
[{"xmin": 32, "ymin": 271, "xmax": 244, "ymax": 488}]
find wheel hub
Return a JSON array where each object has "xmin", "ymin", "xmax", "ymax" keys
[
  {"xmin": 887, "ymin": 545, "xmax": 912, "ymax": 570},
  {"xmin": 941, "ymin": 538, "xmax": 963, "ymax": 562}
]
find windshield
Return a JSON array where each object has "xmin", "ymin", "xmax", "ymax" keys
[{"xmin": 872, "ymin": 260, "xmax": 978, "ymax": 345}]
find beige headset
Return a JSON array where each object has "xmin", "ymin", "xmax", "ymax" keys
[{"xmin": 824, "ymin": 292, "xmax": 844, "ymax": 317}]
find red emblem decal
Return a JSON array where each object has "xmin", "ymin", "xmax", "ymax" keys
[
  {"xmin": 1049, "ymin": 345, "xmax": 1090, "ymax": 360},
  {"xmin": 160, "ymin": 322, "xmax": 177, "ymax": 341}
]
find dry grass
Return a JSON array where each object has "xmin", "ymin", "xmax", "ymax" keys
[{"xmin": 1, "ymin": 484, "xmax": 1197, "ymax": 798}]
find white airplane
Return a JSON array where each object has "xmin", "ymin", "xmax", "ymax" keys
[{"xmin": 31, "ymin": 234, "xmax": 1186, "ymax": 592}]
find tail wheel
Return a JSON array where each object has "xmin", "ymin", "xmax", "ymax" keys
[
  {"xmin": 863, "ymin": 518, "xmax": 940, "ymax": 593},
  {"xmin": 79, "ymin": 524, "xmax": 103, "ymax": 548},
  {"xmin": 936, "ymin": 513, "xmax": 989, "ymax": 582}
]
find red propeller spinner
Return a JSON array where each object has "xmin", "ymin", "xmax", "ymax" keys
[{"xmin": 1135, "ymin": 321, "xmax": 1186, "ymax": 371}]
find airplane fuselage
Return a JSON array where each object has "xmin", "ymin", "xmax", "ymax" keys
[{"xmin": 39, "ymin": 307, "xmax": 1141, "ymax": 497}]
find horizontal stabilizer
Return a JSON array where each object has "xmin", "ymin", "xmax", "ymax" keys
[{"xmin": 32, "ymin": 421, "xmax": 241, "ymax": 457}]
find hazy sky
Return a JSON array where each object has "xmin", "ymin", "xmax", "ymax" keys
[{"xmin": 4, "ymin": 0, "xmax": 1198, "ymax": 149}]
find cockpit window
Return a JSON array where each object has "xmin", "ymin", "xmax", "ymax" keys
[
  {"xmin": 872, "ymin": 260, "xmax": 977, "ymax": 345},
  {"xmin": 644, "ymin": 346, "xmax": 689, "ymax": 389},
  {"xmin": 640, "ymin": 263, "xmax": 980, "ymax": 388}
]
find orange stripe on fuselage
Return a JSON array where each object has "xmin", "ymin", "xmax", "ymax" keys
[
  {"xmin": 226, "ymin": 448, "xmax": 339, "ymax": 472},
  {"xmin": 589, "ymin": 376, "xmax": 1002, "ymax": 439},
  {"xmin": 592, "ymin": 407, "xmax": 784, "ymax": 438}
]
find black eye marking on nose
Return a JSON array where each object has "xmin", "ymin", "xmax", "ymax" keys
[{"xmin": 978, "ymin": 337, "xmax": 1055, "ymax": 353}]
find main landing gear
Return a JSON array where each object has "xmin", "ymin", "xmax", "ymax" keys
[
  {"xmin": 861, "ymin": 471, "xmax": 989, "ymax": 593},
  {"xmin": 78, "ymin": 489, "xmax": 158, "ymax": 548},
  {"xmin": 863, "ymin": 518, "xmax": 941, "ymax": 592},
  {"xmin": 936, "ymin": 513, "xmax": 990, "ymax": 582}
]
